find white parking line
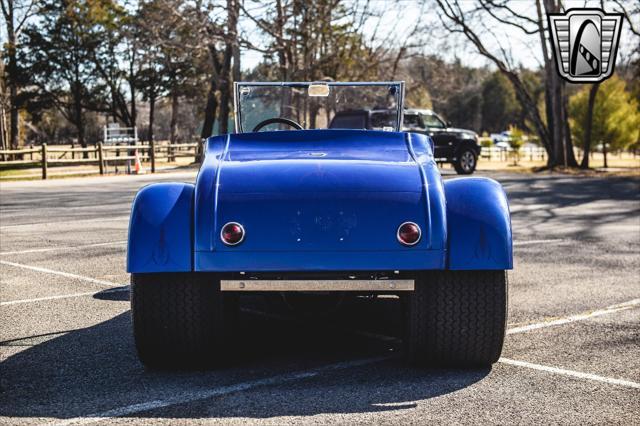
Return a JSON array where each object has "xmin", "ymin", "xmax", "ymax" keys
[
  {"xmin": 513, "ymin": 239, "xmax": 564, "ymax": 246},
  {"xmin": 0, "ymin": 287, "xmax": 128, "ymax": 306},
  {"xmin": 499, "ymin": 358, "xmax": 640, "ymax": 389},
  {"xmin": 48, "ymin": 356, "xmax": 388, "ymax": 426},
  {"xmin": 0, "ymin": 240, "xmax": 127, "ymax": 256},
  {"xmin": 0, "ymin": 260, "xmax": 123, "ymax": 287},
  {"xmin": 0, "ymin": 216, "xmax": 129, "ymax": 229},
  {"xmin": 506, "ymin": 299, "xmax": 640, "ymax": 335}
]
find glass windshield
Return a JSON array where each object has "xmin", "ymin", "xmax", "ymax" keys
[
  {"xmin": 421, "ymin": 113, "xmax": 445, "ymax": 128},
  {"xmin": 235, "ymin": 82, "xmax": 404, "ymax": 133}
]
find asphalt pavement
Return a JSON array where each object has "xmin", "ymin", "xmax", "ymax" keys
[{"xmin": 0, "ymin": 169, "xmax": 639, "ymax": 425}]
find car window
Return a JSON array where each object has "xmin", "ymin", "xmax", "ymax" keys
[
  {"xmin": 329, "ymin": 113, "xmax": 367, "ymax": 129},
  {"xmin": 403, "ymin": 114, "xmax": 422, "ymax": 128},
  {"xmin": 421, "ymin": 113, "xmax": 445, "ymax": 128},
  {"xmin": 370, "ymin": 112, "xmax": 395, "ymax": 130}
]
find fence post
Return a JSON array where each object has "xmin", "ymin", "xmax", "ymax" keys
[
  {"xmin": 150, "ymin": 139, "xmax": 156, "ymax": 173},
  {"xmin": 41, "ymin": 144, "xmax": 48, "ymax": 180},
  {"xmin": 98, "ymin": 142, "xmax": 104, "ymax": 175}
]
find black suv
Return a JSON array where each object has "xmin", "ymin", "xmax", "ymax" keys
[
  {"xmin": 330, "ymin": 108, "xmax": 481, "ymax": 174},
  {"xmin": 402, "ymin": 109, "xmax": 480, "ymax": 174}
]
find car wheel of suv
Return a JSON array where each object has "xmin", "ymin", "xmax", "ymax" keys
[
  {"xmin": 131, "ymin": 272, "xmax": 237, "ymax": 369},
  {"xmin": 454, "ymin": 149, "xmax": 477, "ymax": 174},
  {"xmin": 404, "ymin": 270, "xmax": 507, "ymax": 367}
]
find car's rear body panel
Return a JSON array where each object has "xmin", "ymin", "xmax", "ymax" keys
[
  {"xmin": 193, "ymin": 129, "xmax": 447, "ymax": 272},
  {"xmin": 127, "ymin": 129, "xmax": 511, "ymax": 274}
]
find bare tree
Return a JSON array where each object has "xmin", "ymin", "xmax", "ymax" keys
[{"xmin": 433, "ymin": 0, "xmax": 581, "ymax": 168}]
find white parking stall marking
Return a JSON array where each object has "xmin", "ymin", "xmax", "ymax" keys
[
  {"xmin": 513, "ymin": 239, "xmax": 564, "ymax": 246},
  {"xmin": 499, "ymin": 358, "xmax": 640, "ymax": 390},
  {"xmin": 0, "ymin": 287, "xmax": 128, "ymax": 306},
  {"xmin": 0, "ymin": 260, "xmax": 123, "ymax": 287},
  {"xmin": 0, "ymin": 215, "xmax": 129, "ymax": 229},
  {"xmin": 47, "ymin": 356, "xmax": 389, "ymax": 426},
  {"xmin": 0, "ymin": 240, "xmax": 127, "ymax": 256},
  {"xmin": 506, "ymin": 299, "xmax": 640, "ymax": 335}
]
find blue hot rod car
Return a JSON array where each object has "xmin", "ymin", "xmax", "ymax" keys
[{"xmin": 127, "ymin": 81, "xmax": 512, "ymax": 369}]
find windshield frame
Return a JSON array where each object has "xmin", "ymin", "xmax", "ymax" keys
[{"xmin": 233, "ymin": 81, "xmax": 405, "ymax": 133}]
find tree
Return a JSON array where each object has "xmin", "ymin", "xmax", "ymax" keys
[
  {"xmin": 21, "ymin": 0, "xmax": 104, "ymax": 149},
  {"xmin": 569, "ymin": 76, "xmax": 640, "ymax": 167},
  {"xmin": 1, "ymin": 0, "xmax": 38, "ymax": 148},
  {"xmin": 87, "ymin": 1, "xmax": 138, "ymax": 128},
  {"xmin": 433, "ymin": 0, "xmax": 579, "ymax": 168},
  {"xmin": 481, "ymin": 71, "xmax": 520, "ymax": 133}
]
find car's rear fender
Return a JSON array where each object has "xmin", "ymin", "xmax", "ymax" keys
[
  {"xmin": 444, "ymin": 177, "xmax": 512, "ymax": 270},
  {"xmin": 127, "ymin": 182, "xmax": 194, "ymax": 273}
]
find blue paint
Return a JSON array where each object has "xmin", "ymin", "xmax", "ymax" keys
[
  {"xmin": 195, "ymin": 250, "xmax": 445, "ymax": 271},
  {"xmin": 444, "ymin": 177, "xmax": 513, "ymax": 270},
  {"xmin": 127, "ymin": 183, "xmax": 194, "ymax": 272},
  {"xmin": 127, "ymin": 129, "xmax": 512, "ymax": 274}
]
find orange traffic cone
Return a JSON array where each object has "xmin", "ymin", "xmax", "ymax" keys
[{"xmin": 134, "ymin": 150, "xmax": 146, "ymax": 174}]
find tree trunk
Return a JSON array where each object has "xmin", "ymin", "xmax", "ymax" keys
[
  {"xmin": 218, "ymin": 44, "xmax": 233, "ymax": 135},
  {"xmin": 542, "ymin": 0, "xmax": 579, "ymax": 168},
  {"xmin": 129, "ymin": 44, "xmax": 137, "ymax": 131},
  {"xmin": 562, "ymin": 90, "xmax": 578, "ymax": 166},
  {"xmin": 603, "ymin": 142, "xmax": 608, "ymax": 168},
  {"xmin": 229, "ymin": 0, "xmax": 241, "ymax": 134},
  {"xmin": 217, "ymin": 0, "xmax": 240, "ymax": 136},
  {"xmin": 201, "ymin": 44, "xmax": 221, "ymax": 140},
  {"xmin": 148, "ymin": 94, "xmax": 155, "ymax": 143},
  {"xmin": 580, "ymin": 83, "xmax": 600, "ymax": 169},
  {"xmin": 275, "ymin": 0, "xmax": 289, "ymax": 80},
  {"xmin": 170, "ymin": 91, "xmax": 179, "ymax": 145},
  {"xmin": 75, "ymin": 98, "xmax": 87, "ymax": 158},
  {"xmin": 201, "ymin": 79, "xmax": 218, "ymax": 139},
  {"xmin": 536, "ymin": 0, "xmax": 556, "ymax": 167},
  {"xmin": 6, "ymin": 7, "xmax": 19, "ymax": 149}
]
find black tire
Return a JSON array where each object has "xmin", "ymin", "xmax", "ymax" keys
[
  {"xmin": 404, "ymin": 270, "xmax": 507, "ymax": 367},
  {"xmin": 453, "ymin": 148, "xmax": 477, "ymax": 174},
  {"xmin": 131, "ymin": 272, "xmax": 237, "ymax": 369}
]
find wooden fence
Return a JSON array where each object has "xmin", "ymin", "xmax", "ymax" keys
[
  {"xmin": 0, "ymin": 141, "xmax": 200, "ymax": 179},
  {"xmin": 480, "ymin": 146, "xmax": 548, "ymax": 162}
]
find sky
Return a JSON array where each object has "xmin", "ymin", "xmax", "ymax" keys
[
  {"xmin": 2, "ymin": 0, "xmax": 637, "ymax": 74},
  {"xmin": 239, "ymin": 0, "xmax": 639, "ymax": 73}
]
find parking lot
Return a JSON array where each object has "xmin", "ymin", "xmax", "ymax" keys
[{"xmin": 1, "ymin": 170, "xmax": 639, "ymax": 425}]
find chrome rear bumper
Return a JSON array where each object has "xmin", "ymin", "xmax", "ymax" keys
[{"xmin": 220, "ymin": 279, "xmax": 414, "ymax": 292}]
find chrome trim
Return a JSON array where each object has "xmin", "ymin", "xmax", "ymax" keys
[
  {"xmin": 397, "ymin": 222, "xmax": 422, "ymax": 246},
  {"xmin": 220, "ymin": 279, "xmax": 414, "ymax": 292},
  {"xmin": 220, "ymin": 222, "xmax": 245, "ymax": 246}
]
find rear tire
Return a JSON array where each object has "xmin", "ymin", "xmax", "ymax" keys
[
  {"xmin": 131, "ymin": 273, "xmax": 237, "ymax": 369},
  {"xmin": 404, "ymin": 270, "xmax": 507, "ymax": 367}
]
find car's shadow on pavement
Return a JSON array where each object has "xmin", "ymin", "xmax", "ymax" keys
[
  {"xmin": 490, "ymin": 174, "xmax": 640, "ymax": 241},
  {"xmin": 0, "ymin": 294, "xmax": 490, "ymax": 420}
]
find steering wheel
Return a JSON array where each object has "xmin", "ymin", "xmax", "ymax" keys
[{"xmin": 252, "ymin": 117, "xmax": 303, "ymax": 132}]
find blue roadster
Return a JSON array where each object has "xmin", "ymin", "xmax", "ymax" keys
[{"xmin": 127, "ymin": 82, "xmax": 512, "ymax": 369}]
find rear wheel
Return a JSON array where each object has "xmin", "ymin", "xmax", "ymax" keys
[
  {"xmin": 404, "ymin": 270, "xmax": 507, "ymax": 367},
  {"xmin": 131, "ymin": 273, "xmax": 237, "ymax": 369},
  {"xmin": 454, "ymin": 148, "xmax": 477, "ymax": 174}
]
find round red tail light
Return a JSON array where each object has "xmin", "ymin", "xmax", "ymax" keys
[
  {"xmin": 397, "ymin": 222, "xmax": 421, "ymax": 246},
  {"xmin": 221, "ymin": 222, "xmax": 245, "ymax": 246}
]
